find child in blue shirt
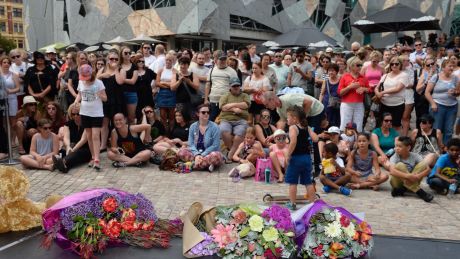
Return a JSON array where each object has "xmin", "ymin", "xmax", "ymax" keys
[{"xmin": 428, "ymin": 138, "xmax": 460, "ymax": 194}]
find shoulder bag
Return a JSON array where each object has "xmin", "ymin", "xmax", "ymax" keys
[{"xmin": 326, "ymin": 80, "xmax": 341, "ymax": 109}]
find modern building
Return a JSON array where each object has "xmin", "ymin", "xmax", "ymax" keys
[
  {"xmin": 0, "ymin": 0, "xmax": 25, "ymax": 48},
  {"xmin": 25, "ymin": 0, "xmax": 456, "ymax": 51}
]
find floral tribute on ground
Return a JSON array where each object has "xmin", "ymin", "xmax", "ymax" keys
[
  {"xmin": 188, "ymin": 204, "xmax": 297, "ymax": 258},
  {"xmin": 295, "ymin": 200, "xmax": 373, "ymax": 259},
  {"xmin": 41, "ymin": 188, "xmax": 182, "ymax": 259}
]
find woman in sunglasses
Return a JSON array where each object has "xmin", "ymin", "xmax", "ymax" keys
[
  {"xmin": 254, "ymin": 109, "xmax": 276, "ymax": 150},
  {"xmin": 410, "ymin": 114, "xmax": 441, "ymax": 167},
  {"xmin": 374, "ymin": 56, "xmax": 408, "ymax": 132},
  {"xmin": 19, "ymin": 118, "xmax": 58, "ymax": 171},
  {"xmin": 371, "ymin": 113, "xmax": 399, "ymax": 168},
  {"xmin": 178, "ymin": 104, "xmax": 223, "ymax": 172},
  {"xmin": 42, "ymin": 101, "xmax": 65, "ymax": 134},
  {"xmin": 120, "ymin": 46, "xmax": 139, "ymax": 124},
  {"xmin": 337, "ymin": 56, "xmax": 370, "ymax": 132},
  {"xmin": 134, "ymin": 54, "xmax": 156, "ymax": 121}
]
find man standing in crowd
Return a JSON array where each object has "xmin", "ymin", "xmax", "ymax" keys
[
  {"xmin": 204, "ymin": 50, "xmax": 238, "ymax": 121},
  {"xmin": 191, "ymin": 52, "xmax": 210, "ymax": 100},
  {"xmin": 219, "ymin": 78, "xmax": 250, "ymax": 161},
  {"xmin": 287, "ymin": 48, "xmax": 313, "ymax": 95},
  {"xmin": 269, "ymin": 52, "xmax": 289, "ymax": 93},
  {"xmin": 142, "ymin": 43, "xmax": 156, "ymax": 67},
  {"xmin": 202, "ymin": 47, "xmax": 213, "ymax": 69},
  {"xmin": 248, "ymin": 44, "xmax": 260, "ymax": 63},
  {"xmin": 410, "ymin": 39, "xmax": 427, "ymax": 69},
  {"xmin": 149, "ymin": 44, "xmax": 166, "ymax": 73}
]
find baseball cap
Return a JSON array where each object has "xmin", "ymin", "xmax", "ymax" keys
[
  {"xmin": 325, "ymin": 47, "xmax": 333, "ymax": 53},
  {"xmin": 79, "ymin": 64, "xmax": 93, "ymax": 81},
  {"xmin": 327, "ymin": 126, "xmax": 341, "ymax": 134},
  {"xmin": 229, "ymin": 77, "xmax": 241, "ymax": 87},
  {"xmin": 216, "ymin": 50, "xmax": 227, "ymax": 60},
  {"xmin": 345, "ymin": 122, "xmax": 357, "ymax": 130}
]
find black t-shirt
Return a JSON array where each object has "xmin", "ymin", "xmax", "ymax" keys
[
  {"xmin": 122, "ymin": 64, "xmax": 137, "ymax": 92},
  {"xmin": 24, "ymin": 65, "xmax": 56, "ymax": 98},
  {"xmin": 175, "ymin": 73, "xmax": 197, "ymax": 103},
  {"xmin": 150, "ymin": 120, "xmax": 166, "ymax": 140},
  {"xmin": 65, "ymin": 69, "xmax": 79, "ymax": 101},
  {"xmin": 66, "ymin": 120, "xmax": 88, "ymax": 149},
  {"xmin": 171, "ymin": 123, "xmax": 190, "ymax": 141}
]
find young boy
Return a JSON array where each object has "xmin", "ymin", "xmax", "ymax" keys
[
  {"xmin": 319, "ymin": 142, "xmax": 352, "ymax": 196},
  {"xmin": 389, "ymin": 136, "xmax": 434, "ymax": 202},
  {"xmin": 427, "ymin": 138, "xmax": 460, "ymax": 194}
]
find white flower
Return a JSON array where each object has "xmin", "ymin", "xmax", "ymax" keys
[
  {"xmin": 343, "ymin": 222, "xmax": 356, "ymax": 238},
  {"xmin": 325, "ymin": 221, "xmax": 342, "ymax": 238},
  {"xmin": 334, "ymin": 210, "xmax": 342, "ymax": 222}
]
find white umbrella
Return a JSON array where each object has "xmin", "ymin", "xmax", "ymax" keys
[
  {"xmin": 126, "ymin": 34, "xmax": 164, "ymax": 44},
  {"xmin": 84, "ymin": 43, "xmax": 112, "ymax": 52},
  {"xmin": 308, "ymin": 40, "xmax": 332, "ymax": 48},
  {"xmin": 105, "ymin": 36, "xmax": 129, "ymax": 44},
  {"xmin": 262, "ymin": 41, "xmax": 280, "ymax": 47}
]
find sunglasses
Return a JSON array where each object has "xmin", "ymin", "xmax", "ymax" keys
[
  {"xmin": 42, "ymin": 126, "xmax": 51, "ymax": 130},
  {"xmin": 138, "ymin": 60, "xmax": 145, "ymax": 63},
  {"xmin": 415, "ymin": 43, "xmax": 422, "ymax": 46},
  {"xmin": 426, "ymin": 63, "xmax": 434, "ymax": 67},
  {"xmin": 97, "ymin": 63, "xmax": 105, "ymax": 66},
  {"xmin": 71, "ymin": 113, "xmax": 79, "ymax": 116},
  {"xmin": 421, "ymin": 120, "xmax": 431, "ymax": 124},
  {"xmin": 275, "ymin": 55, "xmax": 282, "ymax": 58},
  {"xmin": 305, "ymin": 58, "xmax": 311, "ymax": 62},
  {"xmin": 200, "ymin": 111, "xmax": 210, "ymax": 115},
  {"xmin": 355, "ymin": 64, "xmax": 363, "ymax": 67},
  {"xmin": 322, "ymin": 60, "xmax": 330, "ymax": 63},
  {"xmin": 384, "ymin": 119, "xmax": 392, "ymax": 123},
  {"xmin": 261, "ymin": 115, "xmax": 270, "ymax": 119},
  {"xmin": 109, "ymin": 58, "xmax": 119, "ymax": 61},
  {"xmin": 123, "ymin": 52, "xmax": 130, "ymax": 55},
  {"xmin": 11, "ymin": 55, "xmax": 21, "ymax": 59},
  {"xmin": 275, "ymin": 136, "xmax": 286, "ymax": 141},
  {"xmin": 390, "ymin": 63, "xmax": 400, "ymax": 66},
  {"xmin": 145, "ymin": 110, "xmax": 153, "ymax": 114}
]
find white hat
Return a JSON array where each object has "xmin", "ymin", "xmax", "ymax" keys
[
  {"xmin": 273, "ymin": 129, "xmax": 286, "ymax": 137},
  {"xmin": 327, "ymin": 126, "xmax": 341, "ymax": 134},
  {"xmin": 22, "ymin": 96, "xmax": 37, "ymax": 107},
  {"xmin": 265, "ymin": 50, "xmax": 275, "ymax": 56},
  {"xmin": 325, "ymin": 47, "xmax": 334, "ymax": 53},
  {"xmin": 45, "ymin": 47, "xmax": 56, "ymax": 54}
]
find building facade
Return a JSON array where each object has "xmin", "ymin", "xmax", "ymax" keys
[
  {"xmin": 25, "ymin": 0, "xmax": 455, "ymax": 51},
  {"xmin": 0, "ymin": 0, "xmax": 24, "ymax": 48}
]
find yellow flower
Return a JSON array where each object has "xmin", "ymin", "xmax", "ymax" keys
[
  {"xmin": 248, "ymin": 215, "xmax": 264, "ymax": 232},
  {"xmin": 262, "ymin": 227, "xmax": 279, "ymax": 242},
  {"xmin": 325, "ymin": 221, "xmax": 342, "ymax": 238}
]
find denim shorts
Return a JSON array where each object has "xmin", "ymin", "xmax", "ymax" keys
[
  {"xmin": 285, "ymin": 154, "xmax": 312, "ymax": 185},
  {"xmin": 219, "ymin": 119, "xmax": 248, "ymax": 136},
  {"xmin": 123, "ymin": 92, "xmax": 138, "ymax": 104}
]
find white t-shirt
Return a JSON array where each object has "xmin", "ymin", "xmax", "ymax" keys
[
  {"xmin": 144, "ymin": 55, "xmax": 156, "ymax": 68},
  {"xmin": 149, "ymin": 54, "xmax": 165, "ymax": 73},
  {"xmin": 10, "ymin": 62, "xmax": 32, "ymax": 94},
  {"xmin": 207, "ymin": 66, "xmax": 238, "ymax": 103},
  {"xmin": 380, "ymin": 72, "xmax": 409, "ymax": 106},
  {"xmin": 78, "ymin": 79, "xmax": 105, "ymax": 117},
  {"xmin": 244, "ymin": 75, "xmax": 270, "ymax": 100}
]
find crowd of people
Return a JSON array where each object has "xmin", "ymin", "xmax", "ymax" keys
[{"xmin": 1, "ymin": 34, "xmax": 460, "ymax": 210}]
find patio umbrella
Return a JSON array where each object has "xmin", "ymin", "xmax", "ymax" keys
[
  {"xmin": 84, "ymin": 42, "xmax": 112, "ymax": 52},
  {"xmin": 65, "ymin": 42, "xmax": 89, "ymax": 51},
  {"xmin": 125, "ymin": 34, "xmax": 164, "ymax": 44},
  {"xmin": 105, "ymin": 36, "xmax": 129, "ymax": 44},
  {"xmin": 352, "ymin": 3, "xmax": 440, "ymax": 34},
  {"xmin": 38, "ymin": 42, "xmax": 67, "ymax": 52},
  {"xmin": 263, "ymin": 21, "xmax": 338, "ymax": 48}
]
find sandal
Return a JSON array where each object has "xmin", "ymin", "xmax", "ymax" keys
[
  {"xmin": 18, "ymin": 148, "xmax": 26, "ymax": 155},
  {"xmin": 88, "ymin": 159, "xmax": 94, "ymax": 168},
  {"xmin": 112, "ymin": 161, "xmax": 126, "ymax": 168},
  {"xmin": 93, "ymin": 160, "xmax": 101, "ymax": 171}
]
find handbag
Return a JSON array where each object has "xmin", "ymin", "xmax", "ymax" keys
[
  {"xmin": 255, "ymin": 157, "xmax": 276, "ymax": 182},
  {"xmin": 326, "ymin": 80, "xmax": 341, "ymax": 109},
  {"xmin": 371, "ymin": 75, "xmax": 387, "ymax": 105},
  {"xmin": 183, "ymin": 73, "xmax": 203, "ymax": 107}
]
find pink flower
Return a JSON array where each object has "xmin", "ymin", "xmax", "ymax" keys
[
  {"xmin": 340, "ymin": 215, "xmax": 350, "ymax": 228},
  {"xmin": 313, "ymin": 244, "xmax": 324, "ymax": 257},
  {"xmin": 211, "ymin": 224, "xmax": 237, "ymax": 248},
  {"xmin": 248, "ymin": 242, "xmax": 256, "ymax": 252},
  {"xmin": 230, "ymin": 209, "xmax": 247, "ymax": 225},
  {"xmin": 121, "ymin": 208, "xmax": 136, "ymax": 222}
]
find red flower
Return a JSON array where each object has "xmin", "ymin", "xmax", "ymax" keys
[
  {"xmin": 313, "ymin": 244, "xmax": 324, "ymax": 256},
  {"xmin": 105, "ymin": 219, "xmax": 122, "ymax": 239},
  {"xmin": 142, "ymin": 221, "xmax": 154, "ymax": 231},
  {"xmin": 102, "ymin": 197, "xmax": 118, "ymax": 213},
  {"xmin": 340, "ymin": 215, "xmax": 350, "ymax": 227},
  {"xmin": 263, "ymin": 247, "xmax": 282, "ymax": 259},
  {"xmin": 121, "ymin": 220, "xmax": 135, "ymax": 232},
  {"xmin": 121, "ymin": 208, "xmax": 136, "ymax": 222},
  {"xmin": 98, "ymin": 219, "xmax": 107, "ymax": 228}
]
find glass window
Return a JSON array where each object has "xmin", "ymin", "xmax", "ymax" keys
[
  {"xmin": 0, "ymin": 6, "xmax": 5, "ymax": 16},
  {"xmin": 12, "ymin": 8, "xmax": 22, "ymax": 18},
  {"xmin": 152, "ymin": 0, "xmax": 176, "ymax": 8},
  {"xmin": 13, "ymin": 23, "xmax": 23, "ymax": 33},
  {"xmin": 0, "ymin": 22, "xmax": 6, "ymax": 32},
  {"xmin": 17, "ymin": 39, "xmax": 24, "ymax": 48}
]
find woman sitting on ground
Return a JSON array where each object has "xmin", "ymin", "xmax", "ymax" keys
[
  {"xmin": 52, "ymin": 103, "xmax": 91, "ymax": 173},
  {"xmin": 410, "ymin": 114, "xmax": 442, "ymax": 167},
  {"xmin": 19, "ymin": 118, "xmax": 59, "ymax": 171},
  {"xmin": 108, "ymin": 113, "xmax": 152, "ymax": 168},
  {"xmin": 346, "ymin": 133, "xmax": 389, "ymax": 190},
  {"xmin": 254, "ymin": 109, "xmax": 276, "ymax": 150},
  {"xmin": 140, "ymin": 105, "xmax": 166, "ymax": 147},
  {"xmin": 232, "ymin": 127, "xmax": 264, "ymax": 165},
  {"xmin": 371, "ymin": 113, "xmax": 399, "ymax": 168},
  {"xmin": 177, "ymin": 104, "xmax": 223, "ymax": 172},
  {"xmin": 153, "ymin": 109, "xmax": 190, "ymax": 154}
]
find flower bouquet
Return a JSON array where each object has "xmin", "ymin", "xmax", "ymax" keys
[
  {"xmin": 295, "ymin": 200, "xmax": 373, "ymax": 259},
  {"xmin": 187, "ymin": 204, "xmax": 297, "ymax": 258},
  {"xmin": 42, "ymin": 188, "xmax": 182, "ymax": 259}
]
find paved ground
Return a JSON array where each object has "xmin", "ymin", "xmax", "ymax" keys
[{"xmin": 8, "ymin": 152, "xmax": 460, "ymax": 241}]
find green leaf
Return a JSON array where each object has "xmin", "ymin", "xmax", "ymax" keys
[{"xmin": 239, "ymin": 226, "xmax": 251, "ymax": 238}]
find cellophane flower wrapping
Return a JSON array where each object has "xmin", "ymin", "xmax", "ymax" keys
[
  {"xmin": 294, "ymin": 200, "xmax": 373, "ymax": 259},
  {"xmin": 42, "ymin": 188, "xmax": 182, "ymax": 259}
]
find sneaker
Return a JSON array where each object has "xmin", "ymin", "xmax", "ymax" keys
[
  {"xmin": 322, "ymin": 185, "xmax": 331, "ymax": 193},
  {"xmin": 208, "ymin": 164, "xmax": 215, "ymax": 172},
  {"xmin": 112, "ymin": 161, "xmax": 126, "ymax": 168},
  {"xmin": 391, "ymin": 187, "xmax": 407, "ymax": 197},
  {"xmin": 339, "ymin": 186, "xmax": 352, "ymax": 196},
  {"xmin": 285, "ymin": 201, "xmax": 297, "ymax": 211},
  {"xmin": 52, "ymin": 155, "xmax": 68, "ymax": 173},
  {"xmin": 416, "ymin": 189, "xmax": 434, "ymax": 203}
]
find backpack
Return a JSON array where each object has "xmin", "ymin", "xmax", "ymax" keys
[{"xmin": 159, "ymin": 149, "xmax": 179, "ymax": 171}]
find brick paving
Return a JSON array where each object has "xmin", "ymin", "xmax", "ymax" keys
[{"xmin": 13, "ymin": 152, "xmax": 460, "ymax": 241}]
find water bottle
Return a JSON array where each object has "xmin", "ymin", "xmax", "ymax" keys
[
  {"xmin": 264, "ymin": 168, "xmax": 271, "ymax": 184},
  {"xmin": 447, "ymin": 183, "xmax": 457, "ymax": 199}
]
